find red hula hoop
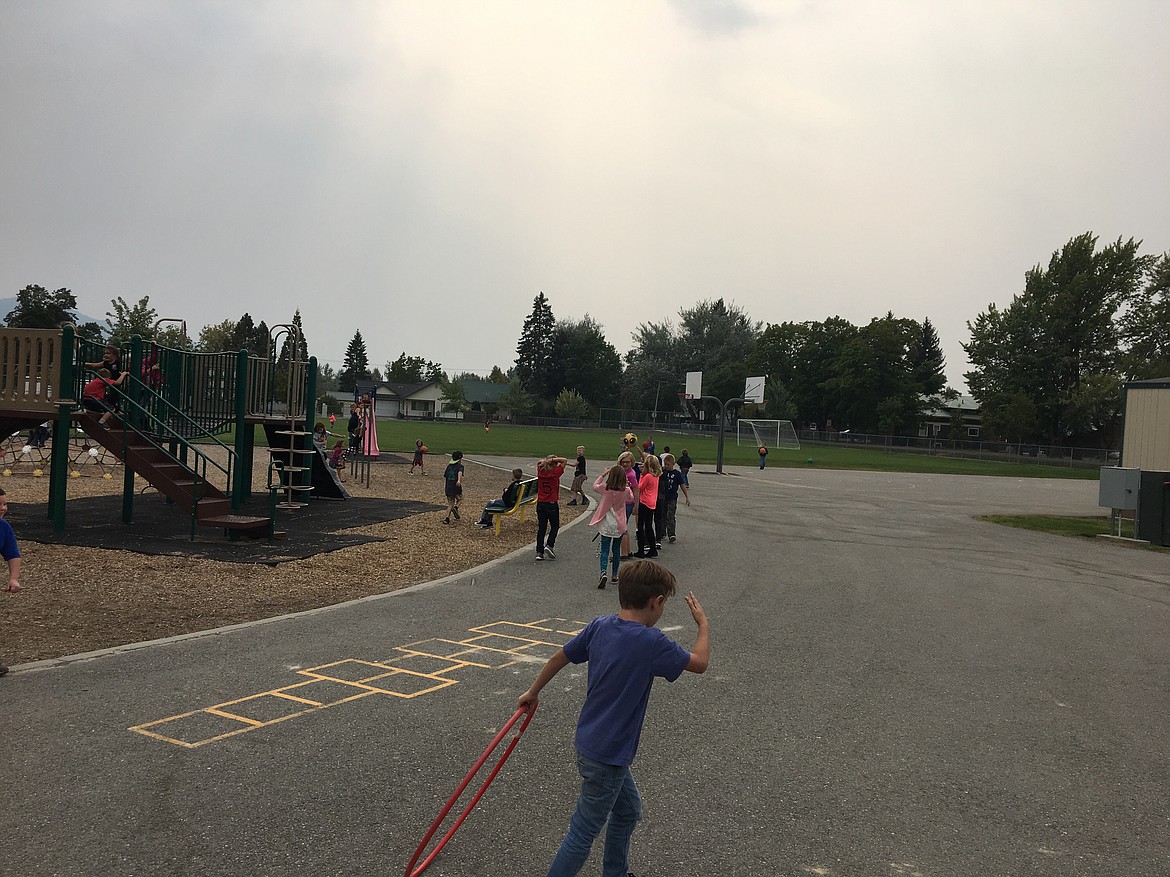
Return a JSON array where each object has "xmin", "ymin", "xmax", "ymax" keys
[{"xmin": 403, "ymin": 703, "xmax": 537, "ymax": 877}]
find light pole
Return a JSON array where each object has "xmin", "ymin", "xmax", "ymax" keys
[
  {"xmin": 652, "ymin": 382, "xmax": 663, "ymax": 429},
  {"xmin": 700, "ymin": 394, "xmax": 745, "ymax": 473}
]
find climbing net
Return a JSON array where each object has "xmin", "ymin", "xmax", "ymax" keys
[{"xmin": 0, "ymin": 427, "xmax": 122, "ymax": 479}]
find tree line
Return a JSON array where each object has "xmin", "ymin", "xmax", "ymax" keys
[{"xmin": 9, "ymin": 230, "xmax": 1167, "ymax": 445}]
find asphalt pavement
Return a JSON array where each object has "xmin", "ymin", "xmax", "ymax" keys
[{"xmin": 2, "ymin": 461, "xmax": 1168, "ymax": 877}]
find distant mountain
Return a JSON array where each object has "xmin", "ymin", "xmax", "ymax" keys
[{"xmin": 0, "ymin": 297, "xmax": 104, "ymax": 328}]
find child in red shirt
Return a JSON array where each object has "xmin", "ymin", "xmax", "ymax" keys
[
  {"xmin": 535, "ymin": 454, "xmax": 568, "ymax": 561},
  {"xmin": 81, "ymin": 368, "xmax": 124, "ymax": 426}
]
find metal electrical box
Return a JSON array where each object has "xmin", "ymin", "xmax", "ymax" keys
[
  {"xmin": 1136, "ymin": 470, "xmax": 1170, "ymax": 547},
  {"xmin": 1099, "ymin": 467, "xmax": 1140, "ymax": 510}
]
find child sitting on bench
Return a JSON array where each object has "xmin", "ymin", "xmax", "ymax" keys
[{"xmin": 476, "ymin": 468, "xmax": 525, "ymax": 529}]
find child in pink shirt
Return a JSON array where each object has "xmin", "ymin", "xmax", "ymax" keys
[
  {"xmin": 634, "ymin": 454, "xmax": 662, "ymax": 557},
  {"xmin": 589, "ymin": 465, "xmax": 634, "ymax": 589}
]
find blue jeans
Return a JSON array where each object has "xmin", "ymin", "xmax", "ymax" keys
[
  {"xmin": 547, "ymin": 753, "xmax": 642, "ymax": 877},
  {"xmin": 598, "ymin": 536, "xmax": 620, "ymax": 578},
  {"xmin": 477, "ymin": 499, "xmax": 506, "ymax": 526}
]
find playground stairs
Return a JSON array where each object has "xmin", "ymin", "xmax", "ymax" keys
[{"xmin": 75, "ymin": 414, "xmax": 276, "ymax": 539}]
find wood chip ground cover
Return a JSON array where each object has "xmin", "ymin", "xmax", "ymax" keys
[{"xmin": 0, "ymin": 455, "xmax": 580, "ymax": 665}]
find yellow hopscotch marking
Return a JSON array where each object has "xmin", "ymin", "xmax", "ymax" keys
[{"xmin": 129, "ymin": 618, "xmax": 587, "ymax": 748}]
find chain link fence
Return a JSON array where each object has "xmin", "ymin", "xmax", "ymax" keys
[{"xmin": 507, "ymin": 412, "xmax": 1115, "ymax": 470}]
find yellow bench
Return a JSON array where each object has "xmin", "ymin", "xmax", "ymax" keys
[{"xmin": 489, "ymin": 478, "xmax": 539, "ymax": 536}]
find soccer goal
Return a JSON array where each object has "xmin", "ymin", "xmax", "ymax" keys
[{"xmin": 737, "ymin": 419, "xmax": 800, "ymax": 450}]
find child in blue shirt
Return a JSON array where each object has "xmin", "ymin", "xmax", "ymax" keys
[
  {"xmin": 518, "ymin": 560, "xmax": 710, "ymax": 876},
  {"xmin": 0, "ymin": 488, "xmax": 22, "ymax": 678}
]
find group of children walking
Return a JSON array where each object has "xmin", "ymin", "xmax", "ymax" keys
[{"xmin": 589, "ymin": 446, "xmax": 690, "ymax": 590}]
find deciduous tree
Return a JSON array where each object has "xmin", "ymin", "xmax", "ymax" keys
[
  {"xmin": 548, "ymin": 316, "xmax": 622, "ymax": 407},
  {"xmin": 555, "ymin": 388, "xmax": 592, "ymax": 420},
  {"xmin": 386, "ymin": 352, "xmax": 443, "ymax": 383},
  {"xmin": 965, "ymin": 233, "xmax": 1150, "ymax": 443},
  {"xmin": 105, "ymin": 296, "xmax": 158, "ymax": 345},
  {"xmin": 198, "ymin": 319, "xmax": 237, "ymax": 352},
  {"xmin": 4, "ymin": 284, "xmax": 79, "ymax": 329}
]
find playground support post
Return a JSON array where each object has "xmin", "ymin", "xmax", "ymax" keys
[
  {"xmin": 302, "ymin": 357, "xmax": 317, "ymax": 493},
  {"xmin": 232, "ymin": 349, "xmax": 251, "ymax": 509},
  {"xmin": 49, "ymin": 324, "xmax": 76, "ymax": 532},
  {"xmin": 122, "ymin": 335, "xmax": 144, "ymax": 524},
  {"xmin": 700, "ymin": 395, "xmax": 745, "ymax": 474}
]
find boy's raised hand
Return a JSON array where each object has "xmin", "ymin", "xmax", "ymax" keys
[{"xmin": 684, "ymin": 591, "xmax": 705, "ymax": 626}]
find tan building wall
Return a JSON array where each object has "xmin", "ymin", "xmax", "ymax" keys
[{"xmin": 1121, "ymin": 382, "xmax": 1170, "ymax": 471}]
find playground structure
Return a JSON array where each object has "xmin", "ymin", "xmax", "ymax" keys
[{"xmin": 0, "ymin": 323, "xmax": 332, "ymax": 538}]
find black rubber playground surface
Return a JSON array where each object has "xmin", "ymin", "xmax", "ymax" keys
[{"xmin": 15, "ymin": 492, "xmax": 439, "ymax": 564}]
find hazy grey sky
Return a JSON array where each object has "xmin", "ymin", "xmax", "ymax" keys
[{"xmin": 3, "ymin": 0, "xmax": 1167, "ymax": 390}]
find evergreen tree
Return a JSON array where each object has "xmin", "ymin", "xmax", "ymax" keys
[
  {"xmin": 908, "ymin": 317, "xmax": 947, "ymax": 396},
  {"xmin": 514, "ymin": 292, "xmax": 557, "ymax": 398},
  {"xmin": 230, "ymin": 313, "xmax": 257, "ymax": 351},
  {"xmin": 276, "ymin": 310, "xmax": 309, "ymax": 367},
  {"xmin": 339, "ymin": 330, "xmax": 370, "ymax": 392},
  {"xmin": 254, "ymin": 321, "xmax": 270, "ymax": 357}
]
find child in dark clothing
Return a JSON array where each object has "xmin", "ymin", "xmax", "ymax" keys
[
  {"xmin": 442, "ymin": 451, "xmax": 464, "ymax": 524},
  {"xmin": 658, "ymin": 454, "xmax": 690, "ymax": 543},
  {"xmin": 518, "ymin": 560, "xmax": 710, "ymax": 877},
  {"xmin": 476, "ymin": 468, "xmax": 525, "ymax": 528},
  {"xmin": 567, "ymin": 446, "xmax": 589, "ymax": 506}
]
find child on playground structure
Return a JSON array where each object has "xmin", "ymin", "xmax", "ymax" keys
[
  {"xmin": 442, "ymin": 451, "xmax": 464, "ymax": 524},
  {"xmin": 81, "ymin": 368, "xmax": 126, "ymax": 426},
  {"xmin": 329, "ymin": 441, "xmax": 347, "ymax": 481},
  {"xmin": 517, "ymin": 560, "xmax": 710, "ymax": 877},
  {"xmin": 589, "ymin": 464, "xmax": 633, "ymax": 589},
  {"xmin": 476, "ymin": 468, "xmax": 525, "ymax": 528},
  {"xmin": 410, "ymin": 439, "xmax": 427, "ymax": 475},
  {"xmin": 0, "ymin": 487, "xmax": 23, "ymax": 678},
  {"xmin": 313, "ymin": 422, "xmax": 342, "ymax": 452},
  {"xmin": 535, "ymin": 454, "xmax": 569, "ymax": 561},
  {"xmin": 83, "ymin": 345, "xmax": 122, "ymax": 381},
  {"xmin": 567, "ymin": 446, "xmax": 588, "ymax": 506}
]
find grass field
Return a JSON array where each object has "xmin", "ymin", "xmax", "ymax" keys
[
  {"xmin": 977, "ymin": 513, "xmax": 1166, "ymax": 545},
  {"xmin": 246, "ymin": 419, "xmax": 1098, "ymax": 480}
]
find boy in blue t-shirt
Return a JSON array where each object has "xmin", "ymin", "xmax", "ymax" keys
[
  {"xmin": 0, "ymin": 488, "xmax": 23, "ymax": 678},
  {"xmin": 518, "ymin": 560, "xmax": 710, "ymax": 876}
]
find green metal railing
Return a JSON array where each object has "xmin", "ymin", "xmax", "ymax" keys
[{"xmin": 81, "ymin": 364, "xmax": 235, "ymax": 536}]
